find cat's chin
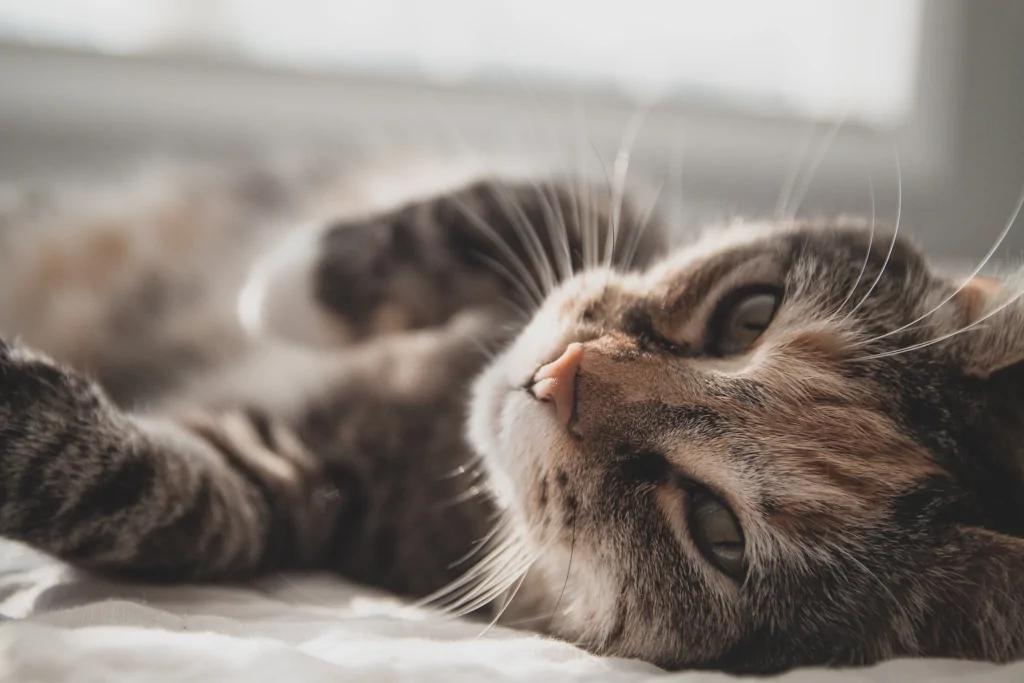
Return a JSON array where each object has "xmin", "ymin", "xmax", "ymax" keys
[
  {"xmin": 464, "ymin": 269, "xmax": 640, "ymax": 648},
  {"xmin": 468, "ymin": 354, "xmax": 569, "ymax": 517},
  {"xmin": 465, "ymin": 368, "xmax": 574, "ymax": 636},
  {"xmin": 467, "ymin": 356, "xmax": 616, "ymax": 645}
]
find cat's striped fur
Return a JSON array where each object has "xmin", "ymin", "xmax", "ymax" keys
[{"xmin": 1, "ymin": 162, "xmax": 1024, "ymax": 673}]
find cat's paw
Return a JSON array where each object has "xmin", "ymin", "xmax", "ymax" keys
[
  {"xmin": 0, "ymin": 339, "xmax": 116, "ymax": 548},
  {"xmin": 239, "ymin": 219, "xmax": 428, "ymax": 348},
  {"xmin": 0, "ymin": 338, "xmax": 108, "ymax": 446},
  {"xmin": 238, "ymin": 222, "xmax": 362, "ymax": 348}
]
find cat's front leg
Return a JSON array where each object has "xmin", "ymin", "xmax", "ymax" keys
[
  {"xmin": 0, "ymin": 338, "xmax": 339, "ymax": 580},
  {"xmin": 246, "ymin": 178, "xmax": 667, "ymax": 347}
]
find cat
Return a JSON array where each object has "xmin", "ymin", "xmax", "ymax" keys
[{"xmin": 0, "ymin": 159, "xmax": 1023, "ymax": 674}]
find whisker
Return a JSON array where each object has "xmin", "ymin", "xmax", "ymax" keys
[
  {"xmin": 434, "ymin": 519, "xmax": 554, "ymax": 621},
  {"xmin": 785, "ymin": 113, "xmax": 848, "ymax": 219},
  {"xmin": 525, "ymin": 179, "xmax": 571, "ymax": 284},
  {"xmin": 546, "ymin": 517, "xmax": 577, "ymax": 633},
  {"xmin": 459, "ymin": 327, "xmax": 507, "ymax": 364},
  {"xmin": 449, "ymin": 518, "xmax": 510, "ymax": 570},
  {"xmin": 669, "ymin": 129, "xmax": 686, "ymax": 231},
  {"xmin": 420, "ymin": 87, "xmax": 547, "ymax": 305},
  {"xmin": 488, "ymin": 184, "xmax": 558, "ymax": 296},
  {"xmin": 830, "ymin": 170, "xmax": 876, "ymax": 319},
  {"xmin": 573, "ymin": 97, "xmax": 600, "ymax": 271},
  {"xmin": 588, "ymin": 141, "xmax": 613, "ymax": 270},
  {"xmin": 434, "ymin": 549, "xmax": 534, "ymax": 616},
  {"xmin": 843, "ymin": 146, "xmax": 903, "ymax": 321},
  {"xmin": 606, "ymin": 107, "xmax": 650, "ymax": 269},
  {"xmin": 532, "ymin": 177, "xmax": 577, "ymax": 287},
  {"xmin": 438, "ymin": 459, "xmax": 484, "ymax": 481},
  {"xmin": 515, "ymin": 85, "xmax": 577, "ymax": 284},
  {"xmin": 774, "ymin": 122, "xmax": 818, "ymax": 219},
  {"xmin": 544, "ymin": 179, "xmax": 576, "ymax": 283},
  {"xmin": 471, "ymin": 249, "xmax": 543, "ymax": 310},
  {"xmin": 855, "ymin": 184, "xmax": 1024, "ymax": 347},
  {"xmin": 474, "ymin": 525, "xmax": 565, "ymax": 633},
  {"xmin": 445, "ymin": 555, "xmax": 535, "ymax": 618},
  {"xmin": 620, "ymin": 180, "xmax": 664, "ymax": 270},
  {"xmin": 587, "ymin": 141, "xmax": 623, "ymax": 292},
  {"xmin": 414, "ymin": 533, "xmax": 521, "ymax": 608},
  {"xmin": 478, "ymin": 569, "xmax": 532, "ymax": 637},
  {"xmin": 435, "ymin": 484, "xmax": 487, "ymax": 510},
  {"xmin": 850, "ymin": 282, "xmax": 1024, "ymax": 363},
  {"xmin": 455, "ymin": 197, "xmax": 545, "ymax": 305}
]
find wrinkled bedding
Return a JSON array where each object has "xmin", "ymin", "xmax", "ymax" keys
[{"xmin": 0, "ymin": 541, "xmax": 1020, "ymax": 683}]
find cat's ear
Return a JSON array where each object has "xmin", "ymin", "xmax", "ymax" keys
[{"xmin": 950, "ymin": 274, "xmax": 1024, "ymax": 377}]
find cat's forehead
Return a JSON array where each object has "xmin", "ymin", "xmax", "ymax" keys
[
  {"xmin": 644, "ymin": 218, "xmax": 926, "ymax": 302},
  {"xmin": 648, "ymin": 220, "xmax": 792, "ymax": 280}
]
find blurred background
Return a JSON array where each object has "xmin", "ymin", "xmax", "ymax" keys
[{"xmin": 0, "ymin": 0, "xmax": 1021, "ymax": 261}]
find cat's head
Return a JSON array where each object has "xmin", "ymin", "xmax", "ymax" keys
[{"xmin": 468, "ymin": 219, "xmax": 1024, "ymax": 672}]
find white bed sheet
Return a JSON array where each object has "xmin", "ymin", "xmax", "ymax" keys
[{"xmin": 0, "ymin": 541, "xmax": 1020, "ymax": 683}]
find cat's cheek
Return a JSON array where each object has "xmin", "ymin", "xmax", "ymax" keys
[
  {"xmin": 466, "ymin": 366, "xmax": 505, "ymax": 462},
  {"xmin": 467, "ymin": 366, "xmax": 520, "ymax": 514},
  {"xmin": 539, "ymin": 547, "xmax": 624, "ymax": 647},
  {"xmin": 480, "ymin": 396, "xmax": 533, "ymax": 512},
  {"xmin": 506, "ymin": 398, "xmax": 579, "ymax": 525}
]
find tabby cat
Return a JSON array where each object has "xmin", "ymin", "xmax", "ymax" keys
[{"xmin": 0, "ymin": 161, "xmax": 1023, "ymax": 674}]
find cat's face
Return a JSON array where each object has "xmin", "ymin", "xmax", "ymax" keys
[{"xmin": 468, "ymin": 220, "xmax": 1024, "ymax": 672}]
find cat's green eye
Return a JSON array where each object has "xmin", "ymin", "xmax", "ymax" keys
[
  {"xmin": 709, "ymin": 287, "xmax": 781, "ymax": 356},
  {"xmin": 689, "ymin": 490, "xmax": 746, "ymax": 580}
]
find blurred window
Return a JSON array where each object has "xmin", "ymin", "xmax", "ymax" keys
[{"xmin": 0, "ymin": 0, "xmax": 923, "ymax": 127}]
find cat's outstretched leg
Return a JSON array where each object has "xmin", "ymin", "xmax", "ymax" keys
[
  {"xmin": 244, "ymin": 177, "xmax": 667, "ymax": 347},
  {"xmin": 0, "ymin": 338, "xmax": 339, "ymax": 580}
]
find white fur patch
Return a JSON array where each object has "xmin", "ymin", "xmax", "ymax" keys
[{"xmin": 238, "ymin": 221, "xmax": 351, "ymax": 348}]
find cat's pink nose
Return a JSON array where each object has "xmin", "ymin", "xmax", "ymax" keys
[{"xmin": 531, "ymin": 343, "xmax": 584, "ymax": 425}]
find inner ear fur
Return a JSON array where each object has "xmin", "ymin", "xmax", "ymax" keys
[{"xmin": 951, "ymin": 274, "xmax": 1024, "ymax": 377}]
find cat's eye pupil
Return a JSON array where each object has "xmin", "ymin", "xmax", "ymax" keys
[
  {"xmin": 688, "ymin": 490, "xmax": 746, "ymax": 580},
  {"xmin": 709, "ymin": 287, "xmax": 781, "ymax": 356}
]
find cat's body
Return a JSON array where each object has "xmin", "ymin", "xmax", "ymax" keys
[
  {"xmin": 1, "ymin": 161, "xmax": 1023, "ymax": 674},
  {"xmin": 0, "ymin": 160, "xmax": 660, "ymax": 604},
  {"xmin": 0, "ymin": 161, "xmax": 547, "ymax": 595}
]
